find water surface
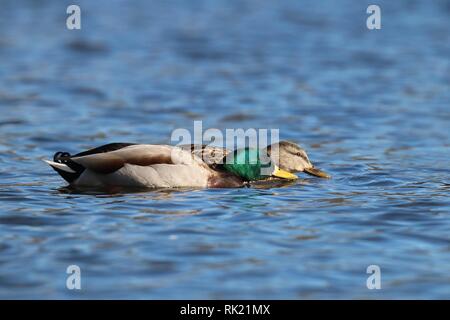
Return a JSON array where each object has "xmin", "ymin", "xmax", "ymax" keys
[{"xmin": 0, "ymin": 0, "xmax": 449, "ymax": 299}]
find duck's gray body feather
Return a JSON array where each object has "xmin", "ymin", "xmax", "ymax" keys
[{"xmin": 46, "ymin": 144, "xmax": 217, "ymax": 188}]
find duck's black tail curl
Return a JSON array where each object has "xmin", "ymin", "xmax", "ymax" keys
[
  {"xmin": 53, "ymin": 151, "xmax": 71, "ymax": 163},
  {"xmin": 51, "ymin": 151, "xmax": 84, "ymax": 184}
]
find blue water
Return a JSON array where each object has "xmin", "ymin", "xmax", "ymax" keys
[{"xmin": 0, "ymin": 0, "xmax": 449, "ymax": 299}]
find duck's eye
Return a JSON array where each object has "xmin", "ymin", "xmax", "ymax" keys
[{"xmin": 296, "ymin": 152, "xmax": 302, "ymax": 157}]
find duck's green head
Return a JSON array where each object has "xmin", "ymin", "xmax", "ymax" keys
[{"xmin": 223, "ymin": 148, "xmax": 298, "ymax": 181}]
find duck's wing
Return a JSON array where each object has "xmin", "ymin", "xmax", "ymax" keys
[
  {"xmin": 180, "ymin": 144, "xmax": 230, "ymax": 165},
  {"xmin": 70, "ymin": 144, "xmax": 206, "ymax": 174},
  {"xmin": 73, "ymin": 142, "xmax": 136, "ymax": 157}
]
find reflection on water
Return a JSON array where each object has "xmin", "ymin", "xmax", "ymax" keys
[{"xmin": 0, "ymin": 0, "xmax": 449, "ymax": 298}]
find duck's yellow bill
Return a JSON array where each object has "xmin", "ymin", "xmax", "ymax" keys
[
  {"xmin": 304, "ymin": 167, "xmax": 331, "ymax": 179},
  {"xmin": 272, "ymin": 166, "xmax": 298, "ymax": 180}
]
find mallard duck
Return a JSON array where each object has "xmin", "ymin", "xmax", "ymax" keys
[
  {"xmin": 183, "ymin": 140, "xmax": 330, "ymax": 178},
  {"xmin": 44, "ymin": 143, "xmax": 299, "ymax": 188}
]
